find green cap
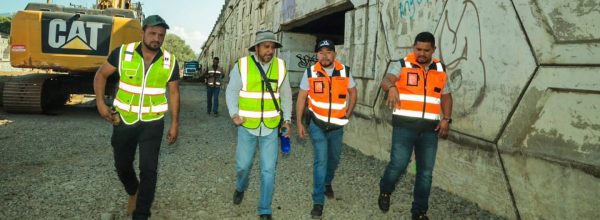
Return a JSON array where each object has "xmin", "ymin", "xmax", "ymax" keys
[{"xmin": 143, "ymin": 15, "xmax": 169, "ymax": 29}]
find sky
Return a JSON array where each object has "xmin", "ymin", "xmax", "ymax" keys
[{"xmin": 0, "ymin": 0, "xmax": 225, "ymax": 54}]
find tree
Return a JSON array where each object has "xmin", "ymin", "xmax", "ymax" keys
[
  {"xmin": 162, "ymin": 33, "xmax": 197, "ymax": 67},
  {"xmin": 0, "ymin": 16, "xmax": 11, "ymax": 34}
]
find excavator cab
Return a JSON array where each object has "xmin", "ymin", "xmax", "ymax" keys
[{"xmin": 4, "ymin": 1, "xmax": 142, "ymax": 113}]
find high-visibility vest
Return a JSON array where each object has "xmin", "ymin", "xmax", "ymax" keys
[
  {"xmin": 237, "ymin": 55, "xmax": 287, "ymax": 129},
  {"xmin": 307, "ymin": 60, "xmax": 350, "ymax": 126},
  {"xmin": 113, "ymin": 42, "xmax": 175, "ymax": 125},
  {"xmin": 393, "ymin": 52, "xmax": 447, "ymax": 121},
  {"xmin": 207, "ymin": 67, "xmax": 222, "ymax": 86}
]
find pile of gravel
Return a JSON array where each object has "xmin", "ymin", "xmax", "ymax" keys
[{"xmin": 0, "ymin": 83, "xmax": 504, "ymax": 219}]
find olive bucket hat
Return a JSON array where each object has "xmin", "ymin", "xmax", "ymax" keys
[{"xmin": 248, "ymin": 30, "xmax": 282, "ymax": 52}]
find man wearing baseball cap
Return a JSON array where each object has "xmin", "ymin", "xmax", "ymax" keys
[
  {"xmin": 296, "ymin": 39, "xmax": 357, "ymax": 219},
  {"xmin": 94, "ymin": 14, "xmax": 180, "ymax": 220},
  {"xmin": 225, "ymin": 30, "xmax": 292, "ymax": 220}
]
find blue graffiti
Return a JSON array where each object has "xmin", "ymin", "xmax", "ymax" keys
[{"xmin": 399, "ymin": 0, "xmax": 431, "ymax": 20}]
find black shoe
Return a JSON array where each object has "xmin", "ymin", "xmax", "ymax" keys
[
  {"xmin": 378, "ymin": 192, "xmax": 390, "ymax": 213},
  {"xmin": 310, "ymin": 204, "xmax": 323, "ymax": 219},
  {"xmin": 412, "ymin": 213, "xmax": 429, "ymax": 220},
  {"xmin": 259, "ymin": 214, "xmax": 272, "ymax": 220},
  {"xmin": 324, "ymin": 185, "xmax": 334, "ymax": 199},
  {"xmin": 213, "ymin": 112, "xmax": 218, "ymax": 117},
  {"xmin": 233, "ymin": 190, "xmax": 244, "ymax": 205}
]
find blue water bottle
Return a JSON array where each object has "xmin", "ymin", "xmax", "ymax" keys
[{"xmin": 280, "ymin": 127, "xmax": 291, "ymax": 155}]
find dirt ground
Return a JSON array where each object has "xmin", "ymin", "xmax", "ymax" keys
[{"xmin": 0, "ymin": 83, "xmax": 503, "ymax": 220}]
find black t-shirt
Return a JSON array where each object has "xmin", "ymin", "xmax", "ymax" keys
[{"xmin": 107, "ymin": 45, "xmax": 180, "ymax": 82}]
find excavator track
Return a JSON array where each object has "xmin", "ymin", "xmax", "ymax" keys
[{"xmin": 2, "ymin": 75, "xmax": 66, "ymax": 113}]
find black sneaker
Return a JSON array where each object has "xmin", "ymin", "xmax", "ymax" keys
[
  {"xmin": 233, "ymin": 190, "xmax": 244, "ymax": 205},
  {"xmin": 213, "ymin": 112, "xmax": 219, "ymax": 117},
  {"xmin": 259, "ymin": 214, "xmax": 272, "ymax": 220},
  {"xmin": 324, "ymin": 185, "xmax": 334, "ymax": 199},
  {"xmin": 412, "ymin": 213, "xmax": 429, "ymax": 220},
  {"xmin": 310, "ymin": 204, "xmax": 323, "ymax": 219},
  {"xmin": 378, "ymin": 192, "xmax": 390, "ymax": 212}
]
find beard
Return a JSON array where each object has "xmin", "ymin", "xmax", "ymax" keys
[
  {"xmin": 143, "ymin": 41, "xmax": 161, "ymax": 51},
  {"xmin": 258, "ymin": 54, "xmax": 273, "ymax": 63},
  {"xmin": 319, "ymin": 59, "xmax": 333, "ymax": 68}
]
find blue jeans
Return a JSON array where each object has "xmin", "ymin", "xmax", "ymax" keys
[
  {"xmin": 235, "ymin": 126, "xmax": 279, "ymax": 215},
  {"xmin": 309, "ymin": 120, "xmax": 344, "ymax": 205},
  {"xmin": 206, "ymin": 86, "xmax": 220, "ymax": 113},
  {"xmin": 379, "ymin": 123, "xmax": 438, "ymax": 214}
]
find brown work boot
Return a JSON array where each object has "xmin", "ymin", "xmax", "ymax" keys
[{"xmin": 127, "ymin": 193, "xmax": 137, "ymax": 215}]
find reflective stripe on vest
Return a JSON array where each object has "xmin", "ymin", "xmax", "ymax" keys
[
  {"xmin": 114, "ymin": 98, "xmax": 169, "ymax": 113},
  {"xmin": 307, "ymin": 60, "xmax": 350, "ymax": 126},
  {"xmin": 207, "ymin": 70, "xmax": 222, "ymax": 86},
  {"xmin": 239, "ymin": 91, "xmax": 280, "ymax": 99},
  {"xmin": 393, "ymin": 52, "xmax": 446, "ymax": 121},
  {"xmin": 118, "ymin": 81, "xmax": 166, "ymax": 95},
  {"xmin": 237, "ymin": 55, "xmax": 286, "ymax": 129},
  {"xmin": 113, "ymin": 42, "xmax": 175, "ymax": 125}
]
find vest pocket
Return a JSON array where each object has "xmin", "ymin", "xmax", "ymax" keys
[{"xmin": 122, "ymin": 68, "xmax": 138, "ymax": 79}]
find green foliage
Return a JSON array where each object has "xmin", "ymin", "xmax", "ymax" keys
[
  {"xmin": 0, "ymin": 16, "xmax": 11, "ymax": 34},
  {"xmin": 162, "ymin": 33, "xmax": 197, "ymax": 67}
]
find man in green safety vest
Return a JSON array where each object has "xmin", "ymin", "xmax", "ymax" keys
[
  {"xmin": 93, "ymin": 15, "xmax": 180, "ymax": 220},
  {"xmin": 226, "ymin": 30, "xmax": 292, "ymax": 220}
]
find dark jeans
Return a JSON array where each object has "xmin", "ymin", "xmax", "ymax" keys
[
  {"xmin": 207, "ymin": 86, "xmax": 220, "ymax": 113},
  {"xmin": 379, "ymin": 120, "xmax": 439, "ymax": 215},
  {"xmin": 111, "ymin": 119, "xmax": 164, "ymax": 219}
]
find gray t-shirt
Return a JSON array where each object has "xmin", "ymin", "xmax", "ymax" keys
[
  {"xmin": 388, "ymin": 60, "xmax": 452, "ymax": 94},
  {"xmin": 299, "ymin": 66, "xmax": 357, "ymax": 90}
]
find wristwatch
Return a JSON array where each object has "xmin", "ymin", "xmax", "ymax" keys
[{"xmin": 442, "ymin": 117, "xmax": 452, "ymax": 124}]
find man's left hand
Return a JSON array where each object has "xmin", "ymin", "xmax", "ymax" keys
[
  {"xmin": 435, "ymin": 120, "xmax": 450, "ymax": 139},
  {"xmin": 167, "ymin": 124, "xmax": 179, "ymax": 144},
  {"xmin": 281, "ymin": 122, "xmax": 292, "ymax": 138}
]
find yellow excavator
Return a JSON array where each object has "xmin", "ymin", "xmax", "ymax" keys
[{"xmin": 4, "ymin": 0, "xmax": 143, "ymax": 113}]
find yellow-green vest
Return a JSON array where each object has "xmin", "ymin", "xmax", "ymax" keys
[
  {"xmin": 113, "ymin": 42, "xmax": 176, "ymax": 125},
  {"xmin": 238, "ymin": 55, "xmax": 287, "ymax": 129}
]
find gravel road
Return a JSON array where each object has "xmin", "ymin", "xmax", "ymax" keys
[{"xmin": 0, "ymin": 83, "xmax": 504, "ymax": 220}]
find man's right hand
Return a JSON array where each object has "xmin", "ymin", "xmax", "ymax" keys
[
  {"xmin": 297, "ymin": 123, "xmax": 307, "ymax": 139},
  {"xmin": 387, "ymin": 89, "xmax": 399, "ymax": 109},
  {"xmin": 97, "ymin": 103, "xmax": 113, "ymax": 123},
  {"xmin": 232, "ymin": 114, "xmax": 245, "ymax": 125}
]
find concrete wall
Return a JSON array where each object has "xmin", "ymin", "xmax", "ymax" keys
[{"xmin": 200, "ymin": 0, "xmax": 600, "ymax": 219}]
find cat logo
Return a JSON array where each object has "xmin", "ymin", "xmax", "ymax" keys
[{"xmin": 41, "ymin": 13, "xmax": 112, "ymax": 56}]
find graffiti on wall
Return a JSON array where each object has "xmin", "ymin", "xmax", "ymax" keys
[
  {"xmin": 399, "ymin": 0, "xmax": 432, "ymax": 21},
  {"xmin": 437, "ymin": 0, "xmax": 487, "ymax": 117},
  {"xmin": 296, "ymin": 54, "xmax": 317, "ymax": 69}
]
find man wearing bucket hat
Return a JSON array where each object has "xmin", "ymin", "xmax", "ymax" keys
[
  {"xmin": 226, "ymin": 30, "xmax": 292, "ymax": 220},
  {"xmin": 94, "ymin": 15, "xmax": 180, "ymax": 220}
]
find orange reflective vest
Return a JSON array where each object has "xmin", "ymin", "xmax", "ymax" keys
[
  {"xmin": 393, "ymin": 53, "xmax": 447, "ymax": 121},
  {"xmin": 307, "ymin": 60, "xmax": 350, "ymax": 126}
]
